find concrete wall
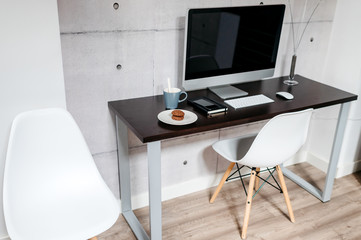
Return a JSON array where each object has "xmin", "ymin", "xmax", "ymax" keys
[
  {"xmin": 57, "ymin": 0, "xmax": 339, "ymax": 209},
  {"xmin": 0, "ymin": 0, "xmax": 66, "ymax": 238}
]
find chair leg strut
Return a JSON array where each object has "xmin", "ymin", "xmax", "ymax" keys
[
  {"xmin": 254, "ymin": 167, "xmax": 260, "ymax": 191},
  {"xmin": 276, "ymin": 165, "xmax": 295, "ymax": 223},
  {"xmin": 241, "ymin": 168, "xmax": 257, "ymax": 239},
  {"xmin": 210, "ymin": 162, "xmax": 235, "ymax": 203}
]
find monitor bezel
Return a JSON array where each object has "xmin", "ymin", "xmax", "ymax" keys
[{"xmin": 182, "ymin": 5, "xmax": 285, "ymax": 91}]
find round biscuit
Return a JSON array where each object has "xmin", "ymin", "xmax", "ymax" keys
[
  {"xmin": 172, "ymin": 115, "xmax": 184, "ymax": 121},
  {"xmin": 171, "ymin": 110, "xmax": 185, "ymax": 117}
]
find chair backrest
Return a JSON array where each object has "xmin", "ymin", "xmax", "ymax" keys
[
  {"xmin": 3, "ymin": 108, "xmax": 119, "ymax": 240},
  {"xmin": 240, "ymin": 109, "xmax": 313, "ymax": 168}
]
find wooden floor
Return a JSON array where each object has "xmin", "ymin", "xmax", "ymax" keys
[{"xmin": 99, "ymin": 163, "xmax": 361, "ymax": 240}]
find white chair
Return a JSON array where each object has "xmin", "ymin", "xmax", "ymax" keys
[
  {"xmin": 210, "ymin": 109, "xmax": 313, "ymax": 239},
  {"xmin": 3, "ymin": 108, "xmax": 119, "ymax": 240}
]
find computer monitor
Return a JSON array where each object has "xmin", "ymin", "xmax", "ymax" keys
[{"xmin": 182, "ymin": 5, "xmax": 285, "ymax": 99}]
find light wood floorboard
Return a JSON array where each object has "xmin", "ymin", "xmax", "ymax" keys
[{"xmin": 99, "ymin": 163, "xmax": 361, "ymax": 239}]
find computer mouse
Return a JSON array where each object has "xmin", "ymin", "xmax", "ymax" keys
[{"xmin": 276, "ymin": 91, "xmax": 294, "ymax": 100}]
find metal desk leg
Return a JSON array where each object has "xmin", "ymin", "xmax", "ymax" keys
[
  {"xmin": 116, "ymin": 116, "xmax": 149, "ymax": 240},
  {"xmin": 147, "ymin": 141, "xmax": 162, "ymax": 239},
  {"xmin": 322, "ymin": 102, "xmax": 351, "ymax": 201},
  {"xmin": 282, "ymin": 102, "xmax": 351, "ymax": 202}
]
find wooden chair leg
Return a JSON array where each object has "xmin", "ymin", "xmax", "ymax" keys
[
  {"xmin": 241, "ymin": 169, "xmax": 257, "ymax": 239},
  {"xmin": 254, "ymin": 167, "xmax": 260, "ymax": 191},
  {"xmin": 88, "ymin": 237, "xmax": 97, "ymax": 240},
  {"xmin": 210, "ymin": 162, "xmax": 235, "ymax": 203},
  {"xmin": 276, "ymin": 165, "xmax": 295, "ymax": 223}
]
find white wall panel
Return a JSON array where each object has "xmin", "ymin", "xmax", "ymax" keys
[
  {"xmin": 293, "ymin": 22, "xmax": 334, "ymax": 80},
  {"xmin": 0, "ymin": 0, "xmax": 66, "ymax": 237},
  {"xmin": 339, "ymin": 120, "xmax": 361, "ymax": 164},
  {"xmin": 305, "ymin": 106, "xmax": 339, "ymax": 162},
  {"xmin": 303, "ymin": 0, "xmax": 336, "ymax": 22},
  {"xmin": 317, "ymin": 0, "xmax": 361, "ymax": 172}
]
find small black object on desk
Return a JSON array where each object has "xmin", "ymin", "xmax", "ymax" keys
[{"xmin": 188, "ymin": 97, "xmax": 228, "ymax": 117}]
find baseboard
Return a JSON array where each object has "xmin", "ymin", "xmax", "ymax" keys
[
  {"xmin": 0, "ymin": 235, "xmax": 10, "ymax": 240},
  {"xmin": 337, "ymin": 159, "xmax": 361, "ymax": 177},
  {"xmin": 123, "ymin": 172, "xmax": 226, "ymax": 211},
  {"xmin": 305, "ymin": 153, "xmax": 329, "ymax": 174},
  {"xmin": 306, "ymin": 152, "xmax": 361, "ymax": 178},
  {"xmin": 120, "ymin": 152, "xmax": 307, "ymax": 211}
]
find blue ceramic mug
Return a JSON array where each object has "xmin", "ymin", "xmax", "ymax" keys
[{"xmin": 163, "ymin": 88, "xmax": 188, "ymax": 109}]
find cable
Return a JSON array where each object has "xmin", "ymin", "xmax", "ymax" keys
[{"xmin": 288, "ymin": 0, "xmax": 323, "ymax": 54}]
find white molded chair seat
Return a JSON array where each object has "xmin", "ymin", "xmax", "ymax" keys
[
  {"xmin": 3, "ymin": 108, "xmax": 120, "ymax": 240},
  {"xmin": 213, "ymin": 109, "xmax": 313, "ymax": 167},
  {"xmin": 212, "ymin": 133, "xmax": 257, "ymax": 163},
  {"xmin": 210, "ymin": 109, "xmax": 313, "ymax": 239}
]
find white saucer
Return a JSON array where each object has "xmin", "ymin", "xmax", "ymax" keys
[{"xmin": 157, "ymin": 110, "xmax": 198, "ymax": 125}]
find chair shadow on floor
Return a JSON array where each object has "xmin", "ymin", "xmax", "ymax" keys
[
  {"xmin": 286, "ymin": 163, "xmax": 324, "ymax": 190},
  {"xmin": 208, "ymin": 171, "xmax": 293, "ymax": 238},
  {"xmin": 353, "ymin": 170, "xmax": 361, "ymax": 185}
]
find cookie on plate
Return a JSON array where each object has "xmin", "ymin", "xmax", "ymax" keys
[{"xmin": 171, "ymin": 110, "xmax": 185, "ymax": 121}]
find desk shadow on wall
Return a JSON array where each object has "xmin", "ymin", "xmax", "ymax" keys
[
  {"xmin": 289, "ymin": 162, "xmax": 323, "ymax": 189},
  {"xmin": 354, "ymin": 131, "xmax": 361, "ymax": 185},
  {"xmin": 354, "ymin": 171, "xmax": 361, "ymax": 186},
  {"xmin": 202, "ymin": 144, "xmax": 218, "ymax": 172}
]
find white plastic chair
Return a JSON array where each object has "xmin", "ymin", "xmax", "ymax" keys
[
  {"xmin": 210, "ymin": 109, "xmax": 313, "ymax": 239},
  {"xmin": 3, "ymin": 108, "xmax": 120, "ymax": 240}
]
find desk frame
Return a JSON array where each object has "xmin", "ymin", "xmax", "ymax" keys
[
  {"xmin": 116, "ymin": 117, "xmax": 161, "ymax": 240},
  {"xmin": 281, "ymin": 102, "xmax": 351, "ymax": 202},
  {"xmin": 115, "ymin": 103, "xmax": 351, "ymax": 240},
  {"xmin": 110, "ymin": 76, "xmax": 357, "ymax": 239}
]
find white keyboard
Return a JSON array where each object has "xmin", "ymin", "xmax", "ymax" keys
[{"xmin": 225, "ymin": 94, "xmax": 274, "ymax": 109}]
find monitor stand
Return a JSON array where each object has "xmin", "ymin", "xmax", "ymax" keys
[{"xmin": 208, "ymin": 85, "xmax": 248, "ymax": 100}]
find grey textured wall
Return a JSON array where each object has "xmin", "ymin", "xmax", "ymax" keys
[{"xmin": 57, "ymin": 0, "xmax": 337, "ymax": 204}]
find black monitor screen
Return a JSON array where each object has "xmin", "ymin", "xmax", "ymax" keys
[{"xmin": 185, "ymin": 5, "xmax": 285, "ymax": 80}]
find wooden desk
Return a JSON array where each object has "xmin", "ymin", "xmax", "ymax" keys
[{"xmin": 108, "ymin": 75, "xmax": 357, "ymax": 240}]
